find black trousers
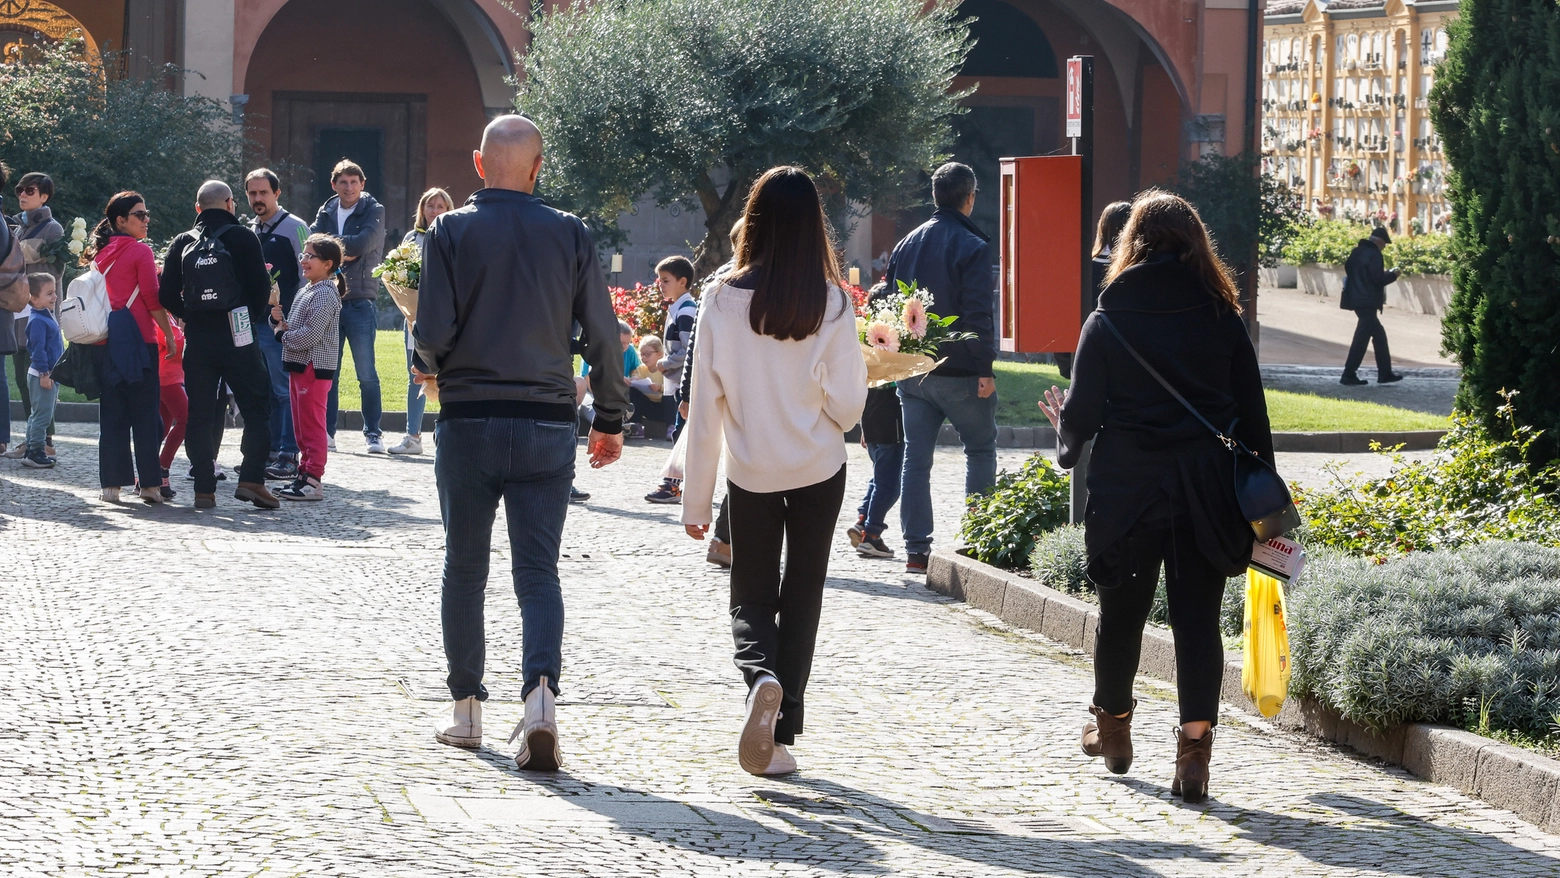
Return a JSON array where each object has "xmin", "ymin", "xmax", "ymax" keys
[
  {"xmin": 182, "ymin": 328, "xmax": 271, "ymax": 494},
  {"xmin": 1343, "ymin": 307, "xmax": 1393, "ymax": 376},
  {"xmin": 95, "ymin": 342, "xmax": 163, "ymax": 489},
  {"xmin": 1091, "ymin": 513, "xmax": 1228, "ymax": 726},
  {"xmin": 727, "ymin": 465, "xmax": 846, "ymax": 744}
]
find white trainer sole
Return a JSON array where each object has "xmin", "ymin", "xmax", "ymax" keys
[
  {"xmin": 434, "ymin": 729, "xmax": 482, "ymax": 749},
  {"xmin": 516, "ymin": 724, "xmax": 561, "ymax": 771},
  {"xmin": 739, "ymin": 677, "xmax": 783, "ymax": 776}
]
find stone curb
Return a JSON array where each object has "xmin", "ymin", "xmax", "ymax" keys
[
  {"xmin": 13, "ymin": 403, "xmax": 1446, "ymax": 453},
  {"xmin": 926, "ymin": 549, "xmax": 1560, "ymax": 833}
]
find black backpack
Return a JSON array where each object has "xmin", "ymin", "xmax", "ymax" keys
[{"xmin": 180, "ymin": 225, "xmax": 245, "ymax": 313}]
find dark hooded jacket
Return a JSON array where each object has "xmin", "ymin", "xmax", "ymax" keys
[
  {"xmin": 1055, "ymin": 254, "xmax": 1274, "ymax": 578},
  {"xmin": 1340, "ymin": 238, "xmax": 1398, "ymax": 312}
]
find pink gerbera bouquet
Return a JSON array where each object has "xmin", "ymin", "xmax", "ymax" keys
[{"xmin": 856, "ymin": 280, "xmax": 977, "ymax": 387}]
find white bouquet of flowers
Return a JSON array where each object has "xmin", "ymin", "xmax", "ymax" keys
[
  {"xmin": 372, "ymin": 240, "xmax": 421, "ymax": 322},
  {"xmin": 857, "ymin": 280, "xmax": 977, "ymax": 387}
]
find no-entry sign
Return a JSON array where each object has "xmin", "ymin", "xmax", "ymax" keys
[{"xmin": 1066, "ymin": 57, "xmax": 1083, "ymax": 138}]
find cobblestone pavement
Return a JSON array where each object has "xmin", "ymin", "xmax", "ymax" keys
[{"xmin": 2, "ymin": 427, "xmax": 1557, "ymax": 877}]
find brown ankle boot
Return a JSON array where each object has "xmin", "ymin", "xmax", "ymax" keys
[
  {"xmin": 234, "ymin": 482, "xmax": 280, "ymax": 510},
  {"xmin": 1081, "ymin": 703, "xmax": 1134, "ymax": 774},
  {"xmin": 1172, "ymin": 727, "xmax": 1215, "ymax": 802}
]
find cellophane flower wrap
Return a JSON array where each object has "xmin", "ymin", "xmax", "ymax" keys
[
  {"xmin": 857, "ymin": 280, "xmax": 977, "ymax": 388},
  {"xmin": 372, "ymin": 240, "xmax": 422, "ymax": 322}
]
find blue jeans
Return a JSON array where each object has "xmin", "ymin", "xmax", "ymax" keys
[
  {"xmin": 256, "ymin": 325, "xmax": 297, "ymax": 455},
  {"xmin": 898, "ymin": 374, "xmax": 999, "ymax": 556},
  {"xmin": 856, "ymin": 442, "xmax": 904, "ymax": 538},
  {"xmin": 436, "ymin": 416, "xmax": 576, "ymax": 701},
  {"xmin": 404, "ymin": 333, "xmax": 425, "ymax": 435},
  {"xmin": 326, "ymin": 298, "xmax": 382, "ymax": 439},
  {"xmin": 26, "ymin": 372, "xmax": 58, "ymax": 451}
]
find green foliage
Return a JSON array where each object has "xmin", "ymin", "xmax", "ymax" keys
[
  {"xmin": 1431, "ymin": 0, "xmax": 1560, "ymax": 462},
  {"xmin": 1174, "ymin": 152, "xmax": 1305, "ymax": 273},
  {"xmin": 1385, "ymin": 232, "xmax": 1454, "ymax": 276},
  {"xmin": 0, "ymin": 42, "xmax": 246, "ymax": 244},
  {"xmin": 1028, "ymin": 525, "xmax": 1089, "ymax": 592},
  {"xmin": 1295, "ymin": 396, "xmax": 1560, "ymax": 559},
  {"xmin": 1289, "ymin": 541, "xmax": 1560, "ymax": 736},
  {"xmin": 961, "ymin": 453, "xmax": 1069, "ymax": 568},
  {"xmin": 1281, "ymin": 219, "xmax": 1368, "ymax": 266},
  {"xmin": 516, "ymin": 0, "xmax": 971, "ymax": 273},
  {"xmin": 1281, "ymin": 218, "xmax": 1453, "ymax": 274}
]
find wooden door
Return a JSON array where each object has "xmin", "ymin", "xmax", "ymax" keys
[{"xmin": 271, "ymin": 92, "xmax": 428, "ymax": 242}]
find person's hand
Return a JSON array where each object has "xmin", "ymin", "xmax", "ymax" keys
[
  {"xmin": 343, "ymin": 253, "xmax": 358, "ymax": 262},
  {"xmin": 271, "ymin": 304, "xmax": 284, "ymax": 323},
  {"xmin": 977, "ymin": 376, "xmax": 996, "ymax": 399},
  {"xmin": 38, "ymin": 374, "xmax": 53, "ymax": 390},
  {"xmin": 273, "ymin": 320, "xmax": 288, "ymax": 334},
  {"xmin": 860, "ymin": 433, "xmax": 868, "ymax": 448},
  {"xmin": 587, "ymin": 430, "xmax": 623, "ymax": 468},
  {"xmin": 164, "ymin": 335, "xmax": 183, "ymax": 361},
  {"xmin": 678, "ymin": 401, "xmax": 689, "ymax": 419},
  {"xmin": 685, "ymin": 524, "xmax": 709, "ymax": 541},
  {"xmin": 1037, "ymin": 384, "xmax": 1067, "ymax": 430}
]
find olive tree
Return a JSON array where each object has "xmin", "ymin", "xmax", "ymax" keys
[
  {"xmin": 0, "ymin": 41, "xmax": 246, "ymax": 239},
  {"xmin": 517, "ymin": 0, "xmax": 972, "ymax": 274}
]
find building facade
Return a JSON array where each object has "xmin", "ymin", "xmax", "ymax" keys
[
  {"xmin": 1261, "ymin": 0, "xmax": 1458, "ymax": 234},
  {"xmin": 6, "ymin": 0, "xmax": 1263, "ymax": 277}
]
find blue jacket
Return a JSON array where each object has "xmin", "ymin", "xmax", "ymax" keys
[
  {"xmin": 26, "ymin": 308, "xmax": 63, "ymax": 375},
  {"xmin": 884, "ymin": 209, "xmax": 997, "ymax": 378}
]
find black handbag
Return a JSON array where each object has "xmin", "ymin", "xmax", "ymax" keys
[
  {"xmin": 1098, "ymin": 313, "xmax": 1300, "ymax": 542},
  {"xmin": 52, "ymin": 342, "xmax": 101, "ymax": 401}
]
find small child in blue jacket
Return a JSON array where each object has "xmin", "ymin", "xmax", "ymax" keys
[{"xmin": 23, "ymin": 273, "xmax": 63, "ymax": 469}]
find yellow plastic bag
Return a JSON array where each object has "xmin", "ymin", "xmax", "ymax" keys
[{"xmin": 1241, "ymin": 569, "xmax": 1291, "ymax": 718}]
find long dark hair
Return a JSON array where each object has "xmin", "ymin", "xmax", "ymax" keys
[
  {"xmin": 304, "ymin": 234, "xmax": 350, "ymax": 298},
  {"xmin": 1092, "ymin": 201, "xmax": 1132, "ymax": 259},
  {"xmin": 1106, "ymin": 190, "xmax": 1241, "ymax": 314},
  {"xmin": 732, "ymin": 166, "xmax": 845, "ymax": 341},
  {"xmin": 85, "ymin": 191, "xmax": 145, "ymax": 262}
]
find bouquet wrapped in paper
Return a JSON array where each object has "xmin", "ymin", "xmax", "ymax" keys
[
  {"xmin": 372, "ymin": 241, "xmax": 422, "ymax": 322},
  {"xmin": 857, "ymin": 280, "xmax": 976, "ymax": 388}
]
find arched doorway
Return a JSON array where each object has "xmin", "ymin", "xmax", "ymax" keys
[{"xmin": 241, "ymin": 0, "xmax": 511, "ymax": 241}]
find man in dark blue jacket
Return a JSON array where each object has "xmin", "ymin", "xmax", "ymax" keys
[
  {"xmin": 884, "ymin": 162, "xmax": 999, "ymax": 574},
  {"xmin": 1339, "ymin": 226, "xmax": 1402, "ymax": 385}
]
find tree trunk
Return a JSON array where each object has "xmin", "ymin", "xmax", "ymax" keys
[{"xmin": 692, "ymin": 169, "xmax": 751, "ymax": 279}]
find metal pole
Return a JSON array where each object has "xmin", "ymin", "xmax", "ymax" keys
[{"xmin": 1068, "ymin": 56, "xmax": 1094, "ymax": 526}]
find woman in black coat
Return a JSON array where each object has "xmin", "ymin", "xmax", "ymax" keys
[{"xmin": 1037, "ymin": 191, "xmax": 1275, "ymax": 803}]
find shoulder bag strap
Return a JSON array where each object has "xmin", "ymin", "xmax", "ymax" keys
[{"xmin": 1097, "ymin": 312, "xmax": 1237, "ymax": 451}]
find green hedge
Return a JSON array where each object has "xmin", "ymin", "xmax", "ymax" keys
[
  {"xmin": 961, "ymin": 454, "xmax": 1070, "ymax": 569},
  {"xmin": 1279, "ymin": 219, "xmax": 1453, "ymax": 275}
]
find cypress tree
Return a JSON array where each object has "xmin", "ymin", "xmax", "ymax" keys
[{"xmin": 1432, "ymin": 0, "xmax": 1560, "ymax": 460}]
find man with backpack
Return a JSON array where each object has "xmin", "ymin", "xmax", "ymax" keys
[{"xmin": 157, "ymin": 180, "xmax": 278, "ymax": 509}]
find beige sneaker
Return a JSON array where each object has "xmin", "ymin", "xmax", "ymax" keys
[
  {"xmin": 511, "ymin": 676, "xmax": 561, "ymax": 771},
  {"xmin": 388, "ymin": 435, "xmax": 423, "ymax": 455},
  {"xmin": 759, "ymin": 742, "xmax": 798, "ymax": 776},
  {"xmin": 1, "ymin": 444, "xmax": 26, "ymax": 460},
  {"xmin": 434, "ymin": 696, "xmax": 483, "ymax": 748},
  {"xmin": 739, "ymin": 674, "xmax": 783, "ymax": 776},
  {"xmin": 706, "ymin": 539, "xmax": 732, "ymax": 568},
  {"xmin": 100, "ymin": 487, "xmax": 121, "ymax": 503}
]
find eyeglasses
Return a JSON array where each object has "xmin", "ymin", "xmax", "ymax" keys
[
  {"xmin": 299, "ymin": 252, "xmax": 320, "ymax": 261},
  {"xmin": 129, "ymin": 210, "xmax": 151, "ymax": 221},
  {"xmin": 14, "ymin": 186, "xmax": 38, "ymax": 196}
]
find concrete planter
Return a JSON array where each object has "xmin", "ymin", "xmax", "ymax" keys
[
  {"xmin": 1260, "ymin": 265, "xmax": 1298, "ymax": 288},
  {"xmin": 927, "ymin": 550, "xmax": 1560, "ymax": 833},
  {"xmin": 1288, "ymin": 263, "xmax": 1452, "ymax": 317}
]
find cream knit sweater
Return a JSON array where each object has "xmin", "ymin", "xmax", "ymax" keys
[{"xmin": 681, "ymin": 282, "xmax": 868, "ymax": 527}]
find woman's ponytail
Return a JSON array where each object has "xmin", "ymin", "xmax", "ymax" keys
[{"xmin": 83, "ymin": 191, "xmax": 145, "ymax": 264}]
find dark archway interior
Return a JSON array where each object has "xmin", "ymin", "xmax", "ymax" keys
[{"xmin": 958, "ymin": 0, "xmax": 1059, "ymax": 79}]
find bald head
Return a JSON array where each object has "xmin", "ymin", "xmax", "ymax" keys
[
  {"xmin": 196, "ymin": 180, "xmax": 233, "ymax": 211},
  {"xmin": 474, "ymin": 115, "xmax": 544, "ymax": 193}
]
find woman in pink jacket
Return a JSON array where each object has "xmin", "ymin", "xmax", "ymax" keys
[{"xmin": 86, "ymin": 191, "xmax": 179, "ymax": 504}]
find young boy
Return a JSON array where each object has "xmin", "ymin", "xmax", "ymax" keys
[
  {"xmin": 22, "ymin": 274, "xmax": 63, "ymax": 470},
  {"xmin": 645, "ymin": 255, "xmax": 697, "ymax": 504}
]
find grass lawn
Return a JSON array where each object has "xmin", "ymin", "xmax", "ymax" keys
[
  {"xmin": 990, "ymin": 360, "xmax": 1447, "ymax": 433},
  {"xmin": 10, "ymin": 334, "xmax": 1445, "ymax": 434}
]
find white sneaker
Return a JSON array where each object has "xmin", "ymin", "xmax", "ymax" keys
[
  {"xmin": 739, "ymin": 674, "xmax": 783, "ymax": 776},
  {"xmin": 434, "ymin": 696, "xmax": 483, "ymax": 748},
  {"xmin": 366, "ymin": 436, "xmax": 388, "ymax": 455},
  {"xmin": 760, "ymin": 743, "xmax": 798, "ymax": 776},
  {"xmin": 327, "ymin": 435, "xmax": 337, "ymax": 452},
  {"xmin": 387, "ymin": 435, "xmax": 423, "ymax": 455},
  {"xmin": 100, "ymin": 487, "xmax": 121, "ymax": 503},
  {"xmin": 511, "ymin": 676, "xmax": 561, "ymax": 771}
]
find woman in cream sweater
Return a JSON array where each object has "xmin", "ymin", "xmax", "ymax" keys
[{"xmin": 682, "ymin": 166, "xmax": 867, "ymax": 777}]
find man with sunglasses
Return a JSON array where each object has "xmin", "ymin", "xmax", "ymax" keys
[{"xmin": 4, "ymin": 173, "xmax": 63, "ymax": 460}]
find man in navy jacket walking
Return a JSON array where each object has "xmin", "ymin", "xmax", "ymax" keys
[{"xmin": 884, "ymin": 162, "xmax": 999, "ymax": 574}]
